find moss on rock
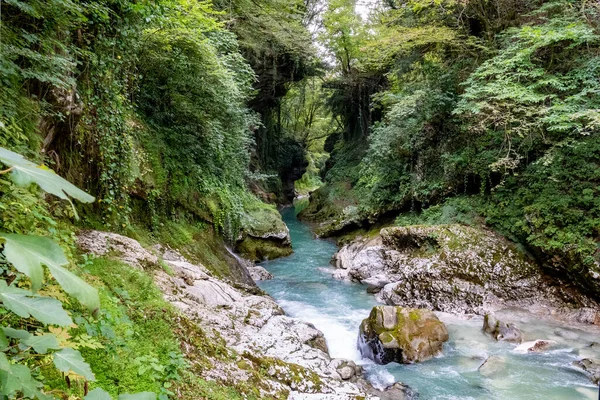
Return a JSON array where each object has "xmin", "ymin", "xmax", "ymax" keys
[
  {"xmin": 235, "ymin": 203, "xmax": 293, "ymax": 262},
  {"xmin": 359, "ymin": 305, "xmax": 449, "ymax": 365}
]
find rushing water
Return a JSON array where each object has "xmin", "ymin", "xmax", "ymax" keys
[{"xmin": 258, "ymin": 208, "xmax": 600, "ymax": 400}]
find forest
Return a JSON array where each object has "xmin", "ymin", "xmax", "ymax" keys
[{"xmin": 0, "ymin": 0, "xmax": 599, "ymax": 398}]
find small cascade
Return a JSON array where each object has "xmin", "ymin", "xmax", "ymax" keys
[{"xmin": 257, "ymin": 208, "xmax": 600, "ymax": 400}]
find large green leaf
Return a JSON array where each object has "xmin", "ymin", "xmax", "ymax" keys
[
  {"xmin": 2, "ymin": 327, "xmax": 32, "ymax": 340},
  {"xmin": 53, "ymin": 348, "xmax": 95, "ymax": 381},
  {"xmin": 0, "ymin": 353, "xmax": 9, "ymax": 371},
  {"xmin": 118, "ymin": 393, "xmax": 157, "ymax": 400},
  {"xmin": 0, "ymin": 147, "xmax": 95, "ymax": 204},
  {"xmin": 0, "ymin": 233, "xmax": 65, "ymax": 292},
  {"xmin": 23, "ymin": 334, "xmax": 61, "ymax": 354},
  {"xmin": 0, "ymin": 330, "xmax": 8, "ymax": 350},
  {"xmin": 0, "ymin": 363, "xmax": 42, "ymax": 398},
  {"xmin": 0, "ymin": 281, "xmax": 73, "ymax": 326},
  {"xmin": 85, "ymin": 388, "xmax": 113, "ymax": 400},
  {"xmin": 0, "ymin": 234, "xmax": 100, "ymax": 310}
]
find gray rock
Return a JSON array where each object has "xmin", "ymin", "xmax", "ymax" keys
[
  {"xmin": 513, "ymin": 340, "xmax": 557, "ymax": 353},
  {"xmin": 573, "ymin": 358, "xmax": 600, "ymax": 385},
  {"xmin": 247, "ymin": 265, "xmax": 274, "ymax": 281},
  {"xmin": 362, "ymin": 274, "xmax": 391, "ymax": 294},
  {"xmin": 333, "ymin": 224, "xmax": 598, "ymax": 320},
  {"xmin": 358, "ymin": 305, "xmax": 449, "ymax": 364},
  {"xmin": 78, "ymin": 230, "xmax": 385, "ymax": 398},
  {"xmin": 483, "ymin": 314, "xmax": 523, "ymax": 343},
  {"xmin": 478, "ymin": 355, "xmax": 508, "ymax": 378},
  {"xmin": 329, "ymin": 359, "xmax": 357, "ymax": 381},
  {"xmin": 77, "ymin": 230, "xmax": 158, "ymax": 269}
]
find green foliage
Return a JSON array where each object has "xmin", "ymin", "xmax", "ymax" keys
[
  {"xmin": 1, "ymin": 234, "xmax": 99, "ymax": 310},
  {"xmin": 73, "ymin": 257, "xmax": 181, "ymax": 398},
  {"xmin": 0, "ymin": 148, "xmax": 164, "ymax": 399},
  {"xmin": 312, "ymin": 0, "xmax": 600, "ymax": 296},
  {"xmin": 455, "ymin": 2, "xmax": 600, "ymax": 174},
  {"xmin": 0, "ymin": 148, "xmax": 99, "ymax": 398},
  {"xmin": 0, "ymin": 148, "xmax": 95, "ymax": 208},
  {"xmin": 134, "ymin": 1, "xmax": 258, "ymax": 238}
]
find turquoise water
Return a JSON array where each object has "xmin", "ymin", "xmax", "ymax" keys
[{"xmin": 258, "ymin": 208, "xmax": 600, "ymax": 399}]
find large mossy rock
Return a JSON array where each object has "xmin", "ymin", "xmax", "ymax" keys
[
  {"xmin": 358, "ymin": 306, "xmax": 449, "ymax": 365},
  {"xmin": 235, "ymin": 205, "xmax": 292, "ymax": 262}
]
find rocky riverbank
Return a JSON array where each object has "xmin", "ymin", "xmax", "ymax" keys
[
  {"xmin": 331, "ymin": 224, "xmax": 600, "ymax": 325},
  {"xmin": 77, "ymin": 230, "xmax": 414, "ymax": 400}
]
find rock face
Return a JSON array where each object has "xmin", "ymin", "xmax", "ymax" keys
[
  {"xmin": 235, "ymin": 206, "xmax": 293, "ymax": 262},
  {"xmin": 483, "ymin": 314, "xmax": 523, "ymax": 343},
  {"xmin": 358, "ymin": 306, "xmax": 449, "ymax": 364},
  {"xmin": 78, "ymin": 230, "xmax": 158, "ymax": 269},
  {"xmin": 333, "ymin": 224, "xmax": 600, "ymax": 322},
  {"xmin": 78, "ymin": 230, "xmax": 395, "ymax": 399}
]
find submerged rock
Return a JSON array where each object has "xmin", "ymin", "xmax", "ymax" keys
[
  {"xmin": 513, "ymin": 340, "xmax": 557, "ymax": 353},
  {"xmin": 358, "ymin": 305, "xmax": 449, "ymax": 364},
  {"xmin": 333, "ymin": 224, "xmax": 599, "ymax": 321},
  {"xmin": 483, "ymin": 314, "xmax": 523, "ymax": 343},
  {"xmin": 478, "ymin": 356, "xmax": 508, "ymax": 378},
  {"xmin": 573, "ymin": 358, "xmax": 600, "ymax": 385}
]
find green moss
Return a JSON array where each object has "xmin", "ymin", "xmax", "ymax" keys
[
  {"xmin": 409, "ymin": 310, "xmax": 420, "ymax": 321},
  {"xmin": 235, "ymin": 236, "xmax": 293, "ymax": 262}
]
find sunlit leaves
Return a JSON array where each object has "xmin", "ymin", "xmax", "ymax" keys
[
  {"xmin": 0, "ymin": 281, "xmax": 73, "ymax": 326},
  {"xmin": 22, "ymin": 334, "xmax": 61, "ymax": 354},
  {"xmin": 0, "ymin": 233, "xmax": 100, "ymax": 310},
  {"xmin": 0, "ymin": 147, "xmax": 95, "ymax": 205},
  {"xmin": 53, "ymin": 348, "xmax": 95, "ymax": 381}
]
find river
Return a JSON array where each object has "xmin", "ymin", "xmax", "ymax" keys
[{"xmin": 258, "ymin": 207, "xmax": 599, "ymax": 399}]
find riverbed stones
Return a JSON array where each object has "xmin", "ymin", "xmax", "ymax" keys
[
  {"xmin": 358, "ymin": 305, "xmax": 449, "ymax": 364},
  {"xmin": 573, "ymin": 358, "xmax": 600, "ymax": 384},
  {"xmin": 483, "ymin": 314, "xmax": 523, "ymax": 343},
  {"xmin": 513, "ymin": 340, "xmax": 557, "ymax": 353},
  {"xmin": 478, "ymin": 356, "xmax": 508, "ymax": 378}
]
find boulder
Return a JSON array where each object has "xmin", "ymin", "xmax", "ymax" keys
[
  {"xmin": 573, "ymin": 358, "xmax": 600, "ymax": 385},
  {"xmin": 235, "ymin": 205, "xmax": 293, "ymax": 262},
  {"xmin": 483, "ymin": 314, "xmax": 523, "ymax": 343},
  {"xmin": 248, "ymin": 265, "xmax": 274, "ymax": 281},
  {"xmin": 77, "ymin": 230, "xmax": 158, "ymax": 269},
  {"xmin": 333, "ymin": 224, "xmax": 598, "ymax": 320},
  {"xmin": 329, "ymin": 359, "xmax": 359, "ymax": 381},
  {"xmin": 358, "ymin": 306, "xmax": 449, "ymax": 364}
]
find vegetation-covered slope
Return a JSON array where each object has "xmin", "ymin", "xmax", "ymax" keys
[{"xmin": 300, "ymin": 0, "xmax": 600, "ymax": 299}]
